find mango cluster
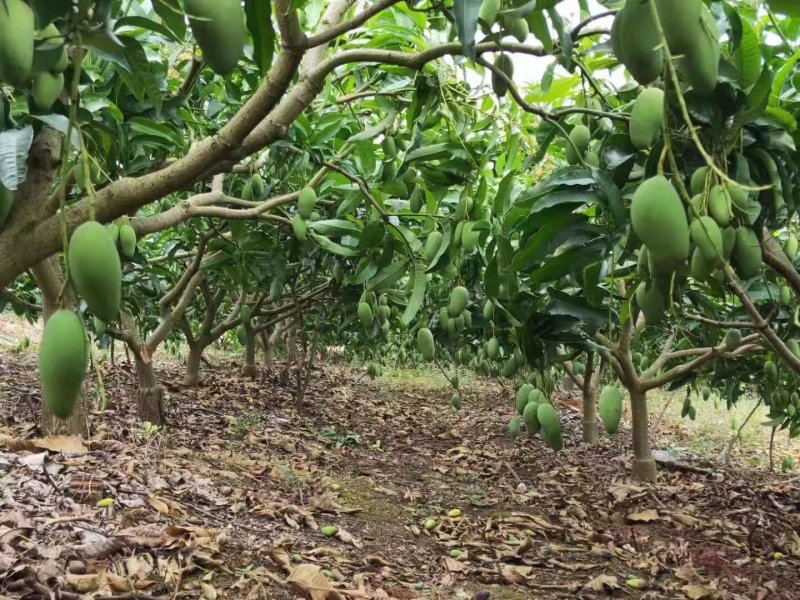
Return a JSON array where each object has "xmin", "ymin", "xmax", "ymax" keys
[{"xmin": 0, "ymin": 0, "xmax": 68, "ymax": 110}]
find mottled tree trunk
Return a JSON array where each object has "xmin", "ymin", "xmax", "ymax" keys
[
  {"xmin": 184, "ymin": 342, "xmax": 203, "ymax": 387},
  {"xmin": 242, "ymin": 328, "xmax": 257, "ymax": 379},
  {"xmin": 134, "ymin": 353, "xmax": 163, "ymax": 425},
  {"xmin": 582, "ymin": 384, "xmax": 598, "ymax": 446},
  {"xmin": 260, "ymin": 330, "xmax": 274, "ymax": 369},
  {"xmin": 286, "ymin": 322, "xmax": 297, "ymax": 362},
  {"xmin": 581, "ymin": 355, "xmax": 599, "ymax": 446},
  {"xmin": 33, "ymin": 257, "xmax": 89, "ymax": 437},
  {"xmin": 629, "ymin": 389, "xmax": 657, "ymax": 482}
]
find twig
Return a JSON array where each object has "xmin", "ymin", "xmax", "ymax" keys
[{"xmin": 720, "ymin": 398, "xmax": 762, "ymax": 464}]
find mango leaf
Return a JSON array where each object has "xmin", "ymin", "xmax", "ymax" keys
[
  {"xmin": 129, "ymin": 117, "xmax": 184, "ymax": 147},
  {"xmin": 736, "ymin": 19, "xmax": 762, "ymax": 89},
  {"xmin": 528, "ymin": 241, "xmax": 606, "ymax": 284},
  {"xmin": 29, "ymin": 115, "xmax": 79, "ymax": 150},
  {"xmin": 545, "ymin": 287, "xmax": 609, "ymax": 325},
  {"xmin": 404, "ymin": 143, "xmax": 454, "ymax": 163},
  {"xmin": 770, "ymin": 48, "xmax": 800, "ymax": 107},
  {"xmin": 501, "ymin": 0, "xmax": 538, "ymax": 19},
  {"xmin": 453, "ymin": 0, "xmax": 481, "ymax": 61},
  {"xmin": 310, "ymin": 233, "xmax": 358, "ymax": 256},
  {"xmin": 121, "ymin": 37, "xmax": 163, "ymax": 114},
  {"xmin": 83, "ymin": 29, "xmax": 130, "ymax": 71},
  {"xmin": 346, "ymin": 259, "xmax": 378, "ymax": 285},
  {"xmin": 0, "ymin": 127, "xmax": 33, "ymax": 191},
  {"xmin": 152, "ymin": 0, "xmax": 187, "ymax": 38},
  {"xmin": 308, "ymin": 219, "xmax": 362, "ymax": 237},
  {"xmin": 401, "ymin": 261, "xmax": 427, "ymax": 326},
  {"xmin": 348, "ymin": 111, "xmax": 397, "ymax": 142},
  {"xmin": 512, "ymin": 212, "xmax": 587, "ymax": 271},
  {"xmin": 528, "ymin": 11, "xmax": 554, "ymax": 55},
  {"xmin": 246, "ymin": 0, "xmax": 276, "ymax": 76},
  {"xmin": 367, "ymin": 261, "xmax": 408, "ymax": 291},
  {"xmin": 768, "ymin": 0, "xmax": 800, "ymax": 17},
  {"xmin": 115, "ymin": 16, "xmax": 180, "ymax": 41},
  {"xmin": 28, "ymin": 0, "xmax": 71, "ymax": 28}
]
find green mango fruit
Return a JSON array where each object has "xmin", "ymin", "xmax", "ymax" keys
[
  {"xmin": 186, "ymin": 0, "xmax": 246, "ymax": 75},
  {"xmin": 68, "ymin": 221, "xmax": 122, "ymax": 322},
  {"xmin": 39, "ymin": 310, "xmax": 88, "ymax": 419}
]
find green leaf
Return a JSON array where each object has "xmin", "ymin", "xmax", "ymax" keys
[
  {"xmin": 529, "ymin": 241, "xmax": 606, "ymax": 285},
  {"xmin": 736, "ymin": 19, "xmax": 762, "ymax": 89},
  {"xmin": 770, "ymin": 48, "xmax": 800, "ymax": 107},
  {"xmin": 129, "ymin": 117, "xmax": 184, "ymax": 147},
  {"xmin": 768, "ymin": 0, "xmax": 800, "ymax": 17},
  {"xmin": 764, "ymin": 106, "xmax": 797, "ymax": 131},
  {"xmin": 547, "ymin": 8, "xmax": 572, "ymax": 66},
  {"xmin": 310, "ymin": 233, "xmax": 359, "ymax": 256},
  {"xmin": 593, "ymin": 169, "xmax": 626, "ymax": 227},
  {"xmin": 0, "ymin": 127, "xmax": 33, "ymax": 191},
  {"xmin": 453, "ymin": 0, "xmax": 482, "ymax": 61},
  {"xmin": 28, "ymin": 0, "xmax": 71, "ymax": 28},
  {"xmin": 348, "ymin": 111, "xmax": 397, "ymax": 142},
  {"xmin": 367, "ymin": 261, "xmax": 408, "ymax": 291},
  {"xmin": 346, "ymin": 259, "xmax": 378, "ymax": 285},
  {"xmin": 401, "ymin": 261, "xmax": 426, "ymax": 326},
  {"xmin": 501, "ymin": 0, "xmax": 538, "ymax": 19},
  {"xmin": 121, "ymin": 37, "xmax": 163, "ymax": 114},
  {"xmin": 152, "ymin": 0, "xmax": 187, "ymax": 38},
  {"xmin": 83, "ymin": 29, "xmax": 130, "ymax": 71},
  {"xmin": 246, "ymin": 0, "xmax": 276, "ymax": 76},
  {"xmin": 512, "ymin": 212, "xmax": 587, "ymax": 271},
  {"xmin": 308, "ymin": 219, "xmax": 362, "ymax": 237},
  {"xmin": 114, "ymin": 16, "xmax": 180, "ymax": 41},
  {"xmin": 527, "ymin": 11, "xmax": 553, "ymax": 54},
  {"xmin": 545, "ymin": 287, "xmax": 609, "ymax": 325},
  {"xmin": 29, "ymin": 115, "xmax": 79, "ymax": 150},
  {"xmin": 404, "ymin": 143, "xmax": 454, "ymax": 163}
]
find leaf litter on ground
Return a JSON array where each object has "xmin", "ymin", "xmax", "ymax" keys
[{"xmin": 0, "ymin": 351, "xmax": 798, "ymax": 599}]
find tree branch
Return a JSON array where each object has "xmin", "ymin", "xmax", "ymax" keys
[{"xmin": 305, "ymin": 0, "xmax": 401, "ymax": 50}]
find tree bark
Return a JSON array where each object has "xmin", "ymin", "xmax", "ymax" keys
[
  {"xmin": 259, "ymin": 330, "xmax": 274, "ymax": 369},
  {"xmin": 134, "ymin": 353, "xmax": 163, "ymax": 425},
  {"xmin": 184, "ymin": 342, "xmax": 203, "ymax": 387},
  {"xmin": 242, "ymin": 328, "xmax": 257, "ymax": 379},
  {"xmin": 32, "ymin": 257, "xmax": 89, "ymax": 437},
  {"xmin": 286, "ymin": 322, "xmax": 297, "ymax": 362},
  {"xmin": 629, "ymin": 389, "xmax": 657, "ymax": 482},
  {"xmin": 581, "ymin": 354, "xmax": 598, "ymax": 446}
]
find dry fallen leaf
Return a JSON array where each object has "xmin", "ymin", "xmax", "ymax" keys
[
  {"xmin": 33, "ymin": 436, "xmax": 89, "ymax": 454},
  {"xmin": 287, "ymin": 564, "xmax": 345, "ymax": 600},
  {"xmin": 586, "ymin": 574, "xmax": 619, "ymax": 592},
  {"xmin": 501, "ymin": 565, "xmax": 532, "ymax": 584},
  {"xmin": 626, "ymin": 508, "xmax": 660, "ymax": 523},
  {"xmin": 336, "ymin": 527, "xmax": 362, "ymax": 549},
  {"xmin": 682, "ymin": 583, "xmax": 716, "ymax": 599}
]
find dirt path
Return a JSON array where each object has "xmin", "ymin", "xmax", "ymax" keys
[{"xmin": 0, "ymin": 351, "xmax": 798, "ymax": 599}]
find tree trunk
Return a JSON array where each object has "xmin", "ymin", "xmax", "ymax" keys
[
  {"xmin": 134, "ymin": 353, "xmax": 164, "ymax": 425},
  {"xmin": 242, "ymin": 329, "xmax": 257, "ymax": 379},
  {"xmin": 286, "ymin": 323, "xmax": 297, "ymax": 362},
  {"xmin": 33, "ymin": 257, "xmax": 89, "ymax": 437},
  {"xmin": 582, "ymin": 382, "xmax": 598, "ymax": 446},
  {"xmin": 629, "ymin": 389, "xmax": 657, "ymax": 482},
  {"xmin": 260, "ymin": 330, "xmax": 274, "ymax": 369},
  {"xmin": 184, "ymin": 343, "xmax": 203, "ymax": 387}
]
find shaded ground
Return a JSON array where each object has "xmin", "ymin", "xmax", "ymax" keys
[{"xmin": 0, "ymin": 344, "xmax": 799, "ymax": 599}]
